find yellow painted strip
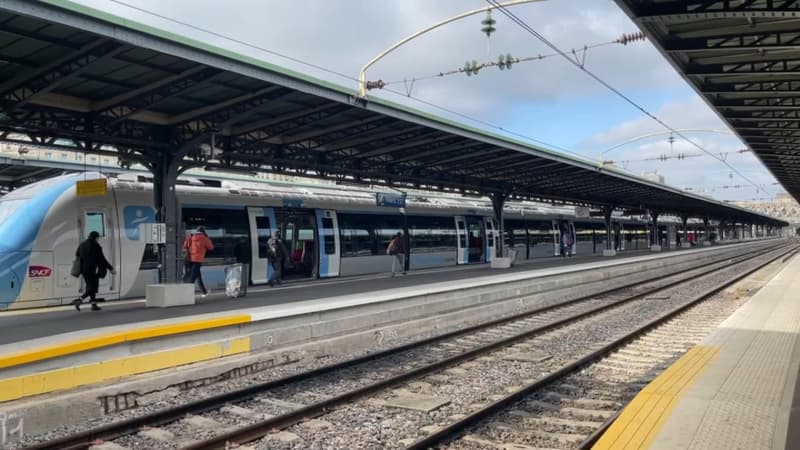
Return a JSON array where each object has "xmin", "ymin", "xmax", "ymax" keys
[
  {"xmin": 0, "ymin": 337, "xmax": 250, "ymax": 402},
  {"xmin": 0, "ymin": 315, "xmax": 251, "ymax": 369},
  {"xmin": 593, "ymin": 345, "xmax": 720, "ymax": 450}
]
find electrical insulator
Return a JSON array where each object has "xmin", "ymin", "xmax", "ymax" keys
[
  {"xmin": 498, "ymin": 53, "xmax": 514, "ymax": 70},
  {"xmin": 481, "ymin": 11, "xmax": 496, "ymax": 37},
  {"xmin": 365, "ymin": 80, "xmax": 385, "ymax": 90},
  {"xmin": 463, "ymin": 60, "xmax": 481, "ymax": 76},
  {"xmin": 616, "ymin": 31, "xmax": 646, "ymax": 45}
]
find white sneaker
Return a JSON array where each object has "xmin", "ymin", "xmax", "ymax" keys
[{"xmin": 201, "ymin": 291, "xmax": 209, "ymax": 298}]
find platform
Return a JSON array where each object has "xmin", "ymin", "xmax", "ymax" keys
[
  {"xmin": 0, "ymin": 242, "xmax": 767, "ymax": 407},
  {"xmin": 593, "ymin": 251, "xmax": 800, "ymax": 450},
  {"xmin": 0, "ymin": 243, "xmax": 735, "ymax": 348}
]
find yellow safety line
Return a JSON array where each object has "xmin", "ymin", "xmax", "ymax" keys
[
  {"xmin": 593, "ymin": 345, "xmax": 720, "ymax": 450},
  {"xmin": 0, "ymin": 337, "xmax": 251, "ymax": 402},
  {"xmin": 0, "ymin": 314, "xmax": 251, "ymax": 369}
]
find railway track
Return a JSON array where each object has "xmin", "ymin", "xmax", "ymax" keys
[{"xmin": 21, "ymin": 242, "xmax": 790, "ymax": 450}]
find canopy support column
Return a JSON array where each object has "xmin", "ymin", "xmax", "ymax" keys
[
  {"xmin": 703, "ymin": 217, "xmax": 711, "ymax": 246},
  {"xmin": 650, "ymin": 210, "xmax": 661, "ymax": 251},
  {"xmin": 603, "ymin": 205, "xmax": 616, "ymax": 256},
  {"xmin": 680, "ymin": 215, "xmax": 690, "ymax": 248},
  {"xmin": 490, "ymin": 192, "xmax": 507, "ymax": 258},
  {"xmin": 152, "ymin": 151, "xmax": 182, "ymax": 284}
]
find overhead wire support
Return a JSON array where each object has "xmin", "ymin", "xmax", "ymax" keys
[{"xmin": 484, "ymin": 0, "xmax": 768, "ymax": 198}]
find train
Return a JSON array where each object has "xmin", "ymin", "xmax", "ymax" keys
[{"xmin": 0, "ymin": 171, "xmax": 723, "ymax": 309}]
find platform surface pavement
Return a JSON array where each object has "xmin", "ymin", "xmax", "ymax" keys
[
  {"xmin": 0, "ymin": 245, "xmax": 683, "ymax": 349},
  {"xmin": 593, "ymin": 252, "xmax": 800, "ymax": 450}
]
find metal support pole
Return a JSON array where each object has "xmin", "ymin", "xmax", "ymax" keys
[
  {"xmin": 357, "ymin": 0, "xmax": 544, "ymax": 97},
  {"xmin": 602, "ymin": 205, "xmax": 615, "ymax": 256},
  {"xmin": 650, "ymin": 210, "xmax": 661, "ymax": 250},
  {"xmin": 704, "ymin": 217, "xmax": 711, "ymax": 245},
  {"xmin": 680, "ymin": 214, "xmax": 689, "ymax": 248},
  {"xmin": 152, "ymin": 151, "xmax": 181, "ymax": 284},
  {"xmin": 490, "ymin": 192, "xmax": 507, "ymax": 257}
]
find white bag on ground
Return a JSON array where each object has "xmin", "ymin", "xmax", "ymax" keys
[{"xmin": 224, "ymin": 264, "xmax": 242, "ymax": 298}]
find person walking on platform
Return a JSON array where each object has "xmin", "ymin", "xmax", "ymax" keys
[
  {"xmin": 387, "ymin": 232, "xmax": 406, "ymax": 277},
  {"xmin": 267, "ymin": 230, "xmax": 288, "ymax": 287},
  {"xmin": 184, "ymin": 226, "xmax": 214, "ymax": 297},
  {"xmin": 561, "ymin": 228, "xmax": 574, "ymax": 257},
  {"xmin": 72, "ymin": 231, "xmax": 115, "ymax": 311}
]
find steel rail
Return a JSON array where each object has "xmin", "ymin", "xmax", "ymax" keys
[
  {"xmin": 183, "ymin": 244, "xmax": 786, "ymax": 450},
  {"xmin": 23, "ymin": 242, "xmax": 780, "ymax": 450},
  {"xmin": 403, "ymin": 244, "xmax": 798, "ymax": 450}
]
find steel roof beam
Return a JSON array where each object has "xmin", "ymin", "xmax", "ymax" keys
[
  {"xmin": 168, "ymin": 85, "xmax": 284, "ymax": 125},
  {"xmin": 392, "ymin": 141, "xmax": 488, "ymax": 166},
  {"xmin": 422, "ymin": 145, "xmax": 502, "ymax": 166},
  {"xmin": 628, "ymin": 0, "xmax": 800, "ymax": 20},
  {"xmin": 353, "ymin": 134, "xmax": 457, "ymax": 159},
  {"xmin": 0, "ymin": 38, "xmax": 121, "ymax": 105},
  {"xmin": 0, "ymin": 19, "xmax": 82, "ymax": 50},
  {"xmin": 229, "ymin": 102, "xmax": 341, "ymax": 135},
  {"xmin": 317, "ymin": 124, "xmax": 425, "ymax": 152},
  {"xmin": 281, "ymin": 115, "xmax": 384, "ymax": 144}
]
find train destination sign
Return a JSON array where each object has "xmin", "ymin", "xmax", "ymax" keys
[
  {"xmin": 76, "ymin": 178, "xmax": 107, "ymax": 197},
  {"xmin": 376, "ymin": 192, "xmax": 406, "ymax": 208}
]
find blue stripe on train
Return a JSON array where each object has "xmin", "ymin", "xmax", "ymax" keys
[{"xmin": 0, "ymin": 175, "xmax": 82, "ymax": 308}]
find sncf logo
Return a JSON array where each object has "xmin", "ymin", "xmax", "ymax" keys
[{"xmin": 29, "ymin": 266, "xmax": 52, "ymax": 278}]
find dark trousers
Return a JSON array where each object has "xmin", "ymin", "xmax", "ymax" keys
[
  {"xmin": 268, "ymin": 260, "xmax": 282, "ymax": 285},
  {"xmin": 190, "ymin": 262, "xmax": 207, "ymax": 294},
  {"xmin": 81, "ymin": 273, "xmax": 99, "ymax": 302}
]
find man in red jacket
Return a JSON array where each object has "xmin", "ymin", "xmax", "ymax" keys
[{"xmin": 184, "ymin": 226, "xmax": 214, "ymax": 297}]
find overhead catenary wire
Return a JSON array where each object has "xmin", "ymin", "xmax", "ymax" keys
[
  {"xmin": 95, "ymin": 0, "xmax": 594, "ymax": 165},
  {"xmin": 485, "ymin": 0, "xmax": 769, "ymax": 198}
]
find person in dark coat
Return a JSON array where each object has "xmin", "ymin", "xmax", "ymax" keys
[{"xmin": 72, "ymin": 231, "xmax": 115, "ymax": 311}]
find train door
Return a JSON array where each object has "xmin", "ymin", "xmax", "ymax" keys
[
  {"xmin": 551, "ymin": 220, "xmax": 561, "ymax": 256},
  {"xmin": 484, "ymin": 217, "xmax": 497, "ymax": 262},
  {"xmin": 315, "ymin": 209, "xmax": 340, "ymax": 278},
  {"xmin": 80, "ymin": 208, "xmax": 118, "ymax": 296},
  {"xmin": 454, "ymin": 216, "xmax": 468, "ymax": 264},
  {"xmin": 275, "ymin": 209, "xmax": 317, "ymax": 279},
  {"xmin": 465, "ymin": 216, "xmax": 485, "ymax": 263},
  {"xmin": 247, "ymin": 207, "xmax": 277, "ymax": 285}
]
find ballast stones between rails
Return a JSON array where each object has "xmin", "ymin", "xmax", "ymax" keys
[{"xmin": 17, "ymin": 243, "xmax": 791, "ymax": 450}]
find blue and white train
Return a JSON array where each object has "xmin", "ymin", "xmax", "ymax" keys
[{"xmin": 0, "ymin": 172, "xmax": 655, "ymax": 309}]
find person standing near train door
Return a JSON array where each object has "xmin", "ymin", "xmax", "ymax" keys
[
  {"xmin": 387, "ymin": 232, "xmax": 406, "ymax": 277},
  {"xmin": 267, "ymin": 230, "xmax": 289, "ymax": 287},
  {"xmin": 185, "ymin": 226, "xmax": 214, "ymax": 297},
  {"xmin": 72, "ymin": 231, "xmax": 115, "ymax": 311}
]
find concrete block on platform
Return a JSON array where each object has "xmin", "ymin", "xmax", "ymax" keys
[
  {"xmin": 145, "ymin": 284, "xmax": 195, "ymax": 308},
  {"xmin": 491, "ymin": 257, "xmax": 512, "ymax": 269},
  {"xmin": 602, "ymin": 249, "xmax": 617, "ymax": 257},
  {"xmin": 703, "ymin": 241, "xmax": 712, "ymax": 246},
  {"xmin": 650, "ymin": 245, "xmax": 662, "ymax": 252},
  {"xmin": 681, "ymin": 242, "xmax": 691, "ymax": 248}
]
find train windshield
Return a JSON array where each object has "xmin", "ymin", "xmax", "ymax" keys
[{"xmin": 0, "ymin": 199, "xmax": 24, "ymax": 227}]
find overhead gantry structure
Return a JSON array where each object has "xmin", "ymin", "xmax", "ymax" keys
[
  {"xmin": 615, "ymin": 0, "xmax": 800, "ymax": 202},
  {"xmin": 0, "ymin": 0, "xmax": 787, "ymax": 281}
]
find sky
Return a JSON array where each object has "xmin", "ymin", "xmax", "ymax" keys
[{"xmin": 69, "ymin": 0, "xmax": 784, "ymax": 201}]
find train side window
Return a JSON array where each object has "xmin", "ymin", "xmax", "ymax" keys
[
  {"xmin": 321, "ymin": 217, "xmax": 335, "ymax": 255},
  {"xmin": 255, "ymin": 216, "xmax": 271, "ymax": 259},
  {"xmin": 85, "ymin": 212, "xmax": 105, "ymax": 237}
]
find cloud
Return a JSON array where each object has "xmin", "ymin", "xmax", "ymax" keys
[{"xmin": 67, "ymin": 0, "xmax": 781, "ymax": 201}]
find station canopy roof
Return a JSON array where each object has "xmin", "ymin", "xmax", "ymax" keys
[
  {"xmin": 615, "ymin": 0, "xmax": 800, "ymax": 206},
  {"xmin": 0, "ymin": 0, "xmax": 787, "ymax": 225}
]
